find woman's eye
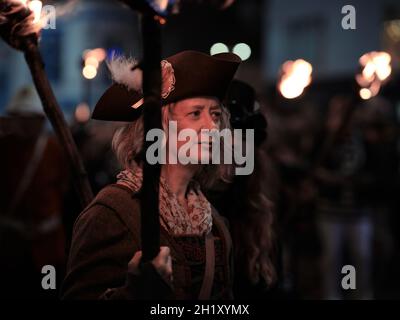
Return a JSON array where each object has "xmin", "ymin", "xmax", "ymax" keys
[
  {"xmin": 189, "ymin": 111, "xmax": 201, "ymax": 118},
  {"xmin": 211, "ymin": 112, "xmax": 222, "ymax": 120}
]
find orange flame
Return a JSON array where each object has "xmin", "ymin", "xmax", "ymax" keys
[
  {"xmin": 278, "ymin": 59, "xmax": 313, "ymax": 99},
  {"xmin": 357, "ymin": 51, "xmax": 392, "ymax": 100}
]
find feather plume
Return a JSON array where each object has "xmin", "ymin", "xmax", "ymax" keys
[{"xmin": 106, "ymin": 55, "xmax": 143, "ymax": 92}]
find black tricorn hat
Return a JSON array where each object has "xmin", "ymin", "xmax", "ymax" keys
[{"xmin": 92, "ymin": 50, "xmax": 241, "ymax": 121}]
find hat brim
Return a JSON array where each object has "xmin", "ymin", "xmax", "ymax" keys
[
  {"xmin": 91, "ymin": 84, "xmax": 142, "ymax": 121},
  {"xmin": 92, "ymin": 51, "xmax": 241, "ymax": 122}
]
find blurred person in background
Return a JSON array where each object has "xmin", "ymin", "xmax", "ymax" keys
[
  {"xmin": 206, "ymin": 80, "xmax": 277, "ymax": 299},
  {"xmin": 314, "ymin": 95, "xmax": 375, "ymax": 300},
  {"xmin": 355, "ymin": 97, "xmax": 399, "ymax": 297},
  {"xmin": 63, "ymin": 117, "xmax": 121, "ymax": 251},
  {"xmin": 0, "ymin": 86, "xmax": 69, "ymax": 299},
  {"xmin": 266, "ymin": 101, "xmax": 321, "ymax": 299}
]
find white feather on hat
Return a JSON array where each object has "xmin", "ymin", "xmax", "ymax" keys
[
  {"xmin": 106, "ymin": 55, "xmax": 143, "ymax": 93},
  {"xmin": 105, "ymin": 55, "xmax": 176, "ymax": 109}
]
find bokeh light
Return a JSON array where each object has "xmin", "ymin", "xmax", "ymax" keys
[
  {"xmin": 233, "ymin": 43, "xmax": 251, "ymax": 61},
  {"xmin": 82, "ymin": 65, "xmax": 97, "ymax": 79},
  {"xmin": 210, "ymin": 43, "xmax": 229, "ymax": 55}
]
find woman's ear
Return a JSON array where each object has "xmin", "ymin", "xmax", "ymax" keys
[
  {"xmin": 162, "ymin": 103, "xmax": 176, "ymax": 130},
  {"xmin": 161, "ymin": 105, "xmax": 169, "ymax": 132}
]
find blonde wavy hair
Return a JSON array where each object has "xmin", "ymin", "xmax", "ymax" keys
[{"xmin": 112, "ymin": 102, "xmax": 233, "ymax": 189}]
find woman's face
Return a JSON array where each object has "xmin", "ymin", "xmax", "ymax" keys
[{"xmin": 166, "ymin": 96, "xmax": 223, "ymax": 164}]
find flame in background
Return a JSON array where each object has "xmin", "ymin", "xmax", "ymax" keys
[
  {"xmin": 278, "ymin": 59, "xmax": 313, "ymax": 99},
  {"xmin": 356, "ymin": 51, "xmax": 392, "ymax": 100},
  {"xmin": 74, "ymin": 102, "xmax": 91, "ymax": 123},
  {"xmin": 82, "ymin": 48, "xmax": 107, "ymax": 79}
]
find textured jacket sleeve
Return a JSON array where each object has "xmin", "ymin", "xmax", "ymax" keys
[
  {"xmin": 61, "ymin": 204, "xmax": 138, "ymax": 299},
  {"xmin": 61, "ymin": 203, "xmax": 173, "ymax": 300}
]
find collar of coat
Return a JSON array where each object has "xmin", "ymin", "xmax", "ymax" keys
[{"xmin": 74, "ymin": 184, "xmax": 232, "ymax": 266}]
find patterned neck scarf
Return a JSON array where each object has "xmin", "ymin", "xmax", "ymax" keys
[{"xmin": 116, "ymin": 167, "xmax": 212, "ymax": 236}]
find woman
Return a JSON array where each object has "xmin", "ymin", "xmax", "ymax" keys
[{"xmin": 61, "ymin": 50, "xmax": 241, "ymax": 300}]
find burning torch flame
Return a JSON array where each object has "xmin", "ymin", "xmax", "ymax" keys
[
  {"xmin": 16, "ymin": 0, "xmax": 43, "ymax": 24},
  {"xmin": 27, "ymin": 0, "xmax": 42, "ymax": 24},
  {"xmin": 357, "ymin": 51, "xmax": 392, "ymax": 100},
  {"xmin": 6, "ymin": 0, "xmax": 48, "ymax": 36},
  {"xmin": 278, "ymin": 59, "xmax": 313, "ymax": 99}
]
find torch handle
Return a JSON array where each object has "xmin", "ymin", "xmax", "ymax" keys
[
  {"xmin": 140, "ymin": 14, "xmax": 163, "ymax": 262},
  {"xmin": 23, "ymin": 38, "xmax": 93, "ymax": 208}
]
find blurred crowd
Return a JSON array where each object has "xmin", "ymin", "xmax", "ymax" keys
[
  {"xmin": 265, "ymin": 92, "xmax": 400, "ymax": 299},
  {"xmin": 1, "ymin": 81, "xmax": 400, "ymax": 299}
]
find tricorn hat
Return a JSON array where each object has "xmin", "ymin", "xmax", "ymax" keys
[{"xmin": 92, "ymin": 50, "xmax": 241, "ymax": 121}]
